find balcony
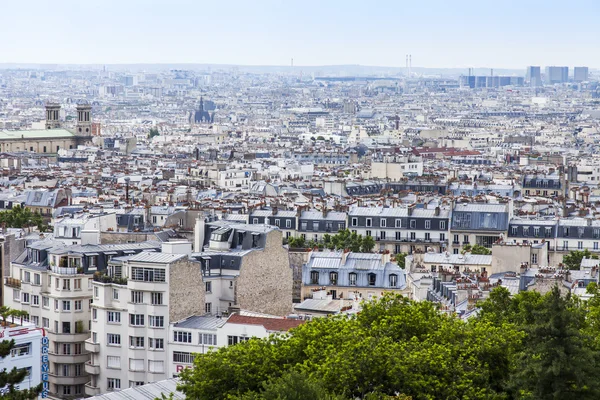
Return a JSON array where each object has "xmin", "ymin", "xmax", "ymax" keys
[
  {"xmin": 92, "ymin": 274, "xmax": 128, "ymax": 285},
  {"xmin": 50, "ymin": 265, "xmax": 83, "ymax": 275},
  {"xmin": 48, "ymin": 352, "xmax": 91, "ymax": 364},
  {"xmin": 84, "ymin": 339, "xmax": 100, "ymax": 353},
  {"xmin": 48, "ymin": 373, "xmax": 89, "ymax": 386},
  {"xmin": 85, "ymin": 382, "xmax": 101, "ymax": 397},
  {"xmin": 5, "ymin": 277, "xmax": 21, "ymax": 289},
  {"xmin": 85, "ymin": 361, "xmax": 100, "ymax": 375},
  {"xmin": 47, "ymin": 330, "xmax": 90, "ymax": 343}
]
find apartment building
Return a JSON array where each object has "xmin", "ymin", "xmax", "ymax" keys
[
  {"xmin": 301, "ymin": 250, "xmax": 407, "ymax": 301},
  {"xmin": 449, "ymin": 202, "xmax": 510, "ymax": 253},
  {"xmin": 85, "ymin": 242, "xmax": 204, "ymax": 396},
  {"xmin": 297, "ymin": 210, "xmax": 347, "ymax": 242},
  {"xmin": 53, "ymin": 212, "xmax": 118, "ymax": 245},
  {"xmin": 249, "ymin": 208, "xmax": 297, "ymax": 240},
  {"xmin": 0, "ymin": 321, "xmax": 43, "ymax": 396},
  {"xmin": 194, "ymin": 219, "xmax": 292, "ymax": 316},
  {"xmin": 3, "ymin": 239, "xmax": 161, "ymax": 399},
  {"xmin": 349, "ymin": 205, "xmax": 449, "ymax": 254}
]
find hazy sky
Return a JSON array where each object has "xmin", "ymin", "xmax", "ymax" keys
[{"xmin": 1, "ymin": 0, "xmax": 598, "ymax": 68}]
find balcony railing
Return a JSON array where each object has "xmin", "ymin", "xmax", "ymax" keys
[
  {"xmin": 50, "ymin": 266, "xmax": 80, "ymax": 275},
  {"xmin": 92, "ymin": 275, "xmax": 128, "ymax": 285},
  {"xmin": 5, "ymin": 277, "xmax": 21, "ymax": 289}
]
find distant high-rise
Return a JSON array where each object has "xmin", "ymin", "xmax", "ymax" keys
[
  {"xmin": 574, "ymin": 66, "xmax": 589, "ymax": 82},
  {"xmin": 545, "ymin": 66, "xmax": 568, "ymax": 84},
  {"xmin": 526, "ymin": 66, "xmax": 542, "ymax": 87}
]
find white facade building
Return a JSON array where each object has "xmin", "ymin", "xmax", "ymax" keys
[{"xmin": 0, "ymin": 322, "xmax": 43, "ymax": 396}]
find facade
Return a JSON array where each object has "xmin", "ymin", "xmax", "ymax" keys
[
  {"xmin": 449, "ymin": 202, "xmax": 510, "ymax": 253},
  {"xmin": 349, "ymin": 205, "xmax": 449, "ymax": 254},
  {"xmin": 371, "ymin": 154, "xmax": 424, "ymax": 179},
  {"xmin": 301, "ymin": 250, "xmax": 407, "ymax": 301},
  {"xmin": 545, "ymin": 66, "xmax": 568, "ymax": 84},
  {"xmin": 297, "ymin": 210, "xmax": 347, "ymax": 242},
  {"xmin": 3, "ymin": 239, "xmax": 161, "ymax": 399},
  {"xmin": 526, "ymin": 66, "xmax": 542, "ymax": 87},
  {"xmin": 574, "ymin": 67, "xmax": 589, "ymax": 83},
  {"xmin": 194, "ymin": 220, "xmax": 293, "ymax": 316},
  {"xmin": 85, "ymin": 242, "xmax": 205, "ymax": 396},
  {"xmin": 249, "ymin": 209, "xmax": 297, "ymax": 239},
  {"xmin": 0, "ymin": 322, "xmax": 43, "ymax": 397}
]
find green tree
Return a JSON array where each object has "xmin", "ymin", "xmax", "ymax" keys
[
  {"xmin": 0, "ymin": 309, "xmax": 43, "ymax": 399},
  {"xmin": 360, "ymin": 235, "xmax": 375, "ymax": 253},
  {"xmin": 393, "ymin": 253, "xmax": 408, "ymax": 269},
  {"xmin": 469, "ymin": 244, "xmax": 492, "ymax": 255},
  {"xmin": 563, "ymin": 249, "xmax": 598, "ymax": 270},
  {"xmin": 148, "ymin": 127, "xmax": 160, "ymax": 139},
  {"xmin": 316, "ymin": 136, "xmax": 325, "ymax": 141},
  {"xmin": 0, "ymin": 205, "xmax": 46, "ymax": 232}
]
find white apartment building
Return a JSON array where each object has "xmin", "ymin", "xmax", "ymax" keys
[
  {"xmin": 370, "ymin": 155, "xmax": 424, "ymax": 180},
  {"xmin": 0, "ymin": 322, "xmax": 43, "ymax": 396},
  {"xmin": 53, "ymin": 212, "xmax": 118, "ymax": 245},
  {"xmin": 85, "ymin": 242, "xmax": 204, "ymax": 396}
]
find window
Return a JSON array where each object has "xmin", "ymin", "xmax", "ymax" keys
[
  {"xmin": 380, "ymin": 231, "xmax": 386, "ymax": 240},
  {"xmin": 578, "ymin": 241, "xmax": 584, "ymax": 250},
  {"xmin": 149, "ymin": 292, "xmax": 163, "ymax": 305},
  {"xmin": 10, "ymin": 343, "xmax": 31, "ymax": 357},
  {"xmin": 62, "ymin": 322, "xmax": 71, "ymax": 334},
  {"xmin": 129, "ymin": 314, "xmax": 145, "ymax": 326},
  {"xmin": 410, "ymin": 220, "xmax": 416, "ymax": 229},
  {"xmin": 129, "ymin": 336, "xmax": 145, "ymax": 348},
  {"xmin": 74, "ymin": 279, "xmax": 81, "ymax": 290},
  {"xmin": 380, "ymin": 219, "xmax": 386, "ymax": 228},
  {"xmin": 131, "ymin": 291, "xmax": 144, "ymax": 304},
  {"xmin": 329, "ymin": 271, "xmax": 338, "ymax": 285},
  {"xmin": 205, "ymin": 303, "xmax": 212, "ymax": 313},
  {"xmin": 34, "ymin": 274, "xmax": 41, "ymax": 285},
  {"xmin": 310, "ymin": 271, "xmax": 319, "ymax": 285},
  {"xmin": 74, "ymin": 300, "xmax": 82, "ymax": 311},
  {"xmin": 42, "ymin": 296, "xmax": 49, "ymax": 308},
  {"xmin": 42, "ymin": 318, "xmax": 49, "ymax": 328},
  {"xmin": 12, "ymin": 289, "xmax": 20, "ymax": 302},
  {"xmin": 440, "ymin": 232, "xmax": 446, "ymax": 241},
  {"xmin": 395, "ymin": 219, "xmax": 402, "ymax": 228},
  {"xmin": 130, "ymin": 381, "xmax": 144, "ymax": 388},
  {"xmin": 108, "ymin": 311, "xmax": 121, "ymax": 323},
  {"xmin": 366, "ymin": 218, "xmax": 372, "ymax": 227},
  {"xmin": 199, "ymin": 334, "xmax": 217, "ymax": 346},
  {"xmin": 532, "ymin": 253, "xmax": 538, "ymax": 264},
  {"xmin": 463, "ymin": 235, "xmax": 469, "ymax": 244},
  {"xmin": 228, "ymin": 335, "xmax": 239, "ymax": 346},
  {"xmin": 94, "ymin": 286, "xmax": 99, "ymax": 298},
  {"xmin": 368, "ymin": 273, "xmax": 376, "ymax": 286},
  {"xmin": 113, "ymin": 289, "xmax": 119, "ymax": 300},
  {"xmin": 32, "ymin": 316, "xmax": 39, "ymax": 326},
  {"xmin": 129, "ymin": 358, "xmax": 145, "ymax": 372},
  {"xmin": 440, "ymin": 221, "xmax": 446, "ymax": 230},
  {"xmin": 389, "ymin": 274, "xmax": 398, "ymax": 287},
  {"xmin": 425, "ymin": 232, "xmax": 431, "ymax": 241},
  {"xmin": 149, "ymin": 338, "xmax": 164, "ymax": 350},
  {"xmin": 149, "ymin": 315, "xmax": 164, "ymax": 328},
  {"xmin": 410, "ymin": 232, "xmax": 416, "ymax": 240},
  {"xmin": 92, "ymin": 308, "xmax": 98, "ymax": 320},
  {"xmin": 286, "ymin": 220, "xmax": 291, "ymax": 228},
  {"xmin": 534, "ymin": 227, "xmax": 540, "ymax": 237},
  {"xmin": 366, "ymin": 230, "xmax": 372, "ymax": 237},
  {"xmin": 62, "ymin": 343, "xmax": 71, "ymax": 355},
  {"xmin": 349, "ymin": 272, "xmax": 357, "ymax": 286},
  {"xmin": 148, "ymin": 360, "xmax": 164, "ymax": 373},
  {"xmin": 108, "ymin": 378, "xmax": 121, "ymax": 391},
  {"xmin": 173, "ymin": 331, "xmax": 192, "ymax": 343},
  {"xmin": 173, "ymin": 352, "xmax": 195, "ymax": 364},
  {"xmin": 205, "ymin": 282, "xmax": 212, "ymax": 293},
  {"xmin": 595, "ymin": 242, "xmax": 599, "ymax": 251},
  {"xmin": 22, "ymin": 293, "xmax": 29, "ymax": 303},
  {"xmin": 425, "ymin": 220, "xmax": 431, "ymax": 229},
  {"xmin": 74, "ymin": 343, "xmax": 82, "ymax": 354},
  {"xmin": 62, "ymin": 279, "xmax": 71, "ymax": 291},
  {"xmin": 131, "ymin": 267, "xmax": 166, "ymax": 282},
  {"xmin": 395, "ymin": 231, "xmax": 402, "ymax": 240},
  {"xmin": 274, "ymin": 219, "xmax": 280, "ymax": 227},
  {"xmin": 107, "ymin": 356, "xmax": 120, "ymax": 369},
  {"xmin": 62, "ymin": 301, "xmax": 71, "ymax": 311},
  {"xmin": 23, "ymin": 271, "xmax": 30, "ymax": 283},
  {"xmin": 107, "ymin": 334, "xmax": 121, "ymax": 346}
]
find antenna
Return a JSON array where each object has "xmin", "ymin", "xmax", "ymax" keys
[
  {"xmin": 409, "ymin": 54, "xmax": 412, "ymax": 77},
  {"xmin": 291, "ymin": 58, "xmax": 293, "ymax": 68},
  {"xmin": 406, "ymin": 55, "xmax": 408, "ymax": 76}
]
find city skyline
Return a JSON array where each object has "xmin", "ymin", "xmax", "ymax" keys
[{"xmin": 1, "ymin": 0, "xmax": 599, "ymax": 68}]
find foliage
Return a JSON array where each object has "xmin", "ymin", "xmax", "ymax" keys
[
  {"xmin": 393, "ymin": 253, "xmax": 408, "ymax": 269},
  {"xmin": 462, "ymin": 243, "xmax": 492, "ymax": 255},
  {"xmin": 563, "ymin": 249, "xmax": 598, "ymax": 270},
  {"xmin": 0, "ymin": 205, "xmax": 46, "ymax": 232},
  {"xmin": 0, "ymin": 307, "xmax": 42, "ymax": 399},
  {"xmin": 148, "ymin": 127, "xmax": 160, "ymax": 139},
  {"xmin": 287, "ymin": 230, "xmax": 377, "ymax": 253}
]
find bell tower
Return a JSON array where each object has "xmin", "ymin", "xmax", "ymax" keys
[
  {"xmin": 45, "ymin": 103, "xmax": 61, "ymax": 129},
  {"xmin": 76, "ymin": 103, "xmax": 92, "ymax": 136}
]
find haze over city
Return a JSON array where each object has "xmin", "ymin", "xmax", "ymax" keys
[{"xmin": 1, "ymin": 0, "xmax": 599, "ymax": 68}]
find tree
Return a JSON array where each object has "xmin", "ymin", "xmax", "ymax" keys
[
  {"xmin": 148, "ymin": 127, "xmax": 160, "ymax": 139},
  {"xmin": 469, "ymin": 244, "xmax": 491, "ymax": 255},
  {"xmin": 0, "ymin": 308, "xmax": 42, "ymax": 399},
  {"xmin": 360, "ymin": 235, "xmax": 375, "ymax": 253},
  {"xmin": 563, "ymin": 249, "xmax": 598, "ymax": 270},
  {"xmin": 393, "ymin": 253, "xmax": 408, "ymax": 269},
  {"xmin": 316, "ymin": 136, "xmax": 325, "ymax": 141},
  {"xmin": 0, "ymin": 206, "xmax": 46, "ymax": 232}
]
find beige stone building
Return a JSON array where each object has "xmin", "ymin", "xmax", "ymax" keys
[{"xmin": 0, "ymin": 103, "xmax": 93, "ymax": 154}]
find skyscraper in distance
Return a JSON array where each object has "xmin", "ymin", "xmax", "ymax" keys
[
  {"xmin": 526, "ymin": 66, "xmax": 542, "ymax": 87},
  {"xmin": 574, "ymin": 67, "xmax": 589, "ymax": 82},
  {"xmin": 545, "ymin": 66, "xmax": 569, "ymax": 84}
]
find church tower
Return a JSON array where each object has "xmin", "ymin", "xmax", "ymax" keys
[
  {"xmin": 45, "ymin": 103, "xmax": 61, "ymax": 129},
  {"xmin": 75, "ymin": 103, "xmax": 92, "ymax": 136}
]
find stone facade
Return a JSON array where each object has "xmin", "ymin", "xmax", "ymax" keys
[
  {"xmin": 168, "ymin": 258, "xmax": 205, "ymax": 321},
  {"xmin": 289, "ymin": 250, "xmax": 311, "ymax": 303},
  {"xmin": 236, "ymin": 229, "xmax": 293, "ymax": 316},
  {"xmin": 99, "ymin": 231, "xmax": 162, "ymax": 244}
]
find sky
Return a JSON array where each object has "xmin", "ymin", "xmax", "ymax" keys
[{"xmin": 1, "ymin": 0, "xmax": 599, "ymax": 69}]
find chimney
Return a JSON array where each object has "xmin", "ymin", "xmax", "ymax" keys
[
  {"xmin": 272, "ymin": 206, "xmax": 278, "ymax": 216},
  {"xmin": 341, "ymin": 248, "xmax": 350, "ymax": 265},
  {"xmin": 434, "ymin": 206, "xmax": 440, "ymax": 216},
  {"xmin": 322, "ymin": 207, "xmax": 327, "ymax": 219},
  {"xmin": 592, "ymin": 266, "xmax": 597, "ymax": 278},
  {"xmin": 408, "ymin": 204, "xmax": 415, "ymax": 216},
  {"xmin": 519, "ymin": 262, "xmax": 527, "ymax": 274}
]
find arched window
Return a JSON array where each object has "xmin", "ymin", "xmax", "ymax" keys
[
  {"xmin": 348, "ymin": 272, "xmax": 357, "ymax": 286},
  {"xmin": 329, "ymin": 272, "xmax": 338, "ymax": 285},
  {"xmin": 368, "ymin": 273, "xmax": 376, "ymax": 286},
  {"xmin": 310, "ymin": 271, "xmax": 319, "ymax": 285}
]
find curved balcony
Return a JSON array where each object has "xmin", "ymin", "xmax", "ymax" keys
[
  {"xmin": 85, "ymin": 361, "xmax": 100, "ymax": 375},
  {"xmin": 48, "ymin": 352, "xmax": 90, "ymax": 364},
  {"xmin": 84, "ymin": 339, "xmax": 100, "ymax": 353},
  {"xmin": 47, "ymin": 330, "xmax": 90, "ymax": 343},
  {"xmin": 48, "ymin": 373, "xmax": 90, "ymax": 386},
  {"xmin": 85, "ymin": 382, "xmax": 101, "ymax": 396}
]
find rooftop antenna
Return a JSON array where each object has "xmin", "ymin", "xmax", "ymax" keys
[
  {"xmin": 406, "ymin": 54, "xmax": 409, "ymax": 76},
  {"xmin": 409, "ymin": 54, "xmax": 412, "ymax": 77}
]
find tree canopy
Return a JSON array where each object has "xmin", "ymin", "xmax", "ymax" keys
[
  {"xmin": 0, "ymin": 205, "xmax": 46, "ymax": 232},
  {"xmin": 178, "ymin": 287, "xmax": 600, "ymax": 400},
  {"xmin": 148, "ymin": 127, "xmax": 160, "ymax": 139},
  {"xmin": 288, "ymin": 229, "xmax": 377, "ymax": 253},
  {"xmin": 563, "ymin": 249, "xmax": 598, "ymax": 270},
  {"xmin": 462, "ymin": 243, "xmax": 492, "ymax": 255}
]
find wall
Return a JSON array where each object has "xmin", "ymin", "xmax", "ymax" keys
[
  {"xmin": 168, "ymin": 259, "xmax": 205, "ymax": 322},
  {"xmin": 288, "ymin": 250, "xmax": 311, "ymax": 303}
]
